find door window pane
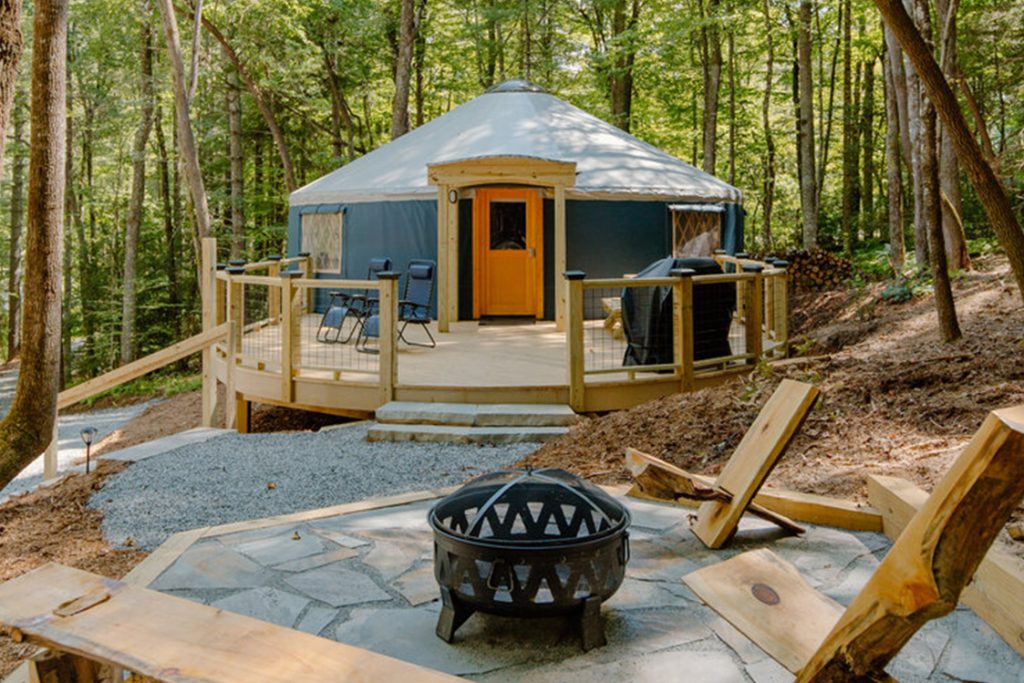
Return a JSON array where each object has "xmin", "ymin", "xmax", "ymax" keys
[{"xmin": 490, "ymin": 201, "xmax": 527, "ymax": 250}]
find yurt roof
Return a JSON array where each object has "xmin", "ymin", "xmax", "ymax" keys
[{"xmin": 290, "ymin": 81, "xmax": 742, "ymax": 206}]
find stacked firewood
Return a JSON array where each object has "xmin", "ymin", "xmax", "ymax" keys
[{"xmin": 773, "ymin": 249, "xmax": 854, "ymax": 291}]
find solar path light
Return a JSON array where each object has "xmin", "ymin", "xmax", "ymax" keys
[{"xmin": 80, "ymin": 427, "xmax": 98, "ymax": 474}]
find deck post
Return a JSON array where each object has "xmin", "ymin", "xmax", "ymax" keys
[
  {"xmin": 437, "ymin": 186, "xmax": 450, "ymax": 333},
  {"xmin": 299, "ymin": 251, "xmax": 313, "ymax": 313},
  {"xmin": 215, "ymin": 264, "xmax": 226, "ymax": 325},
  {"xmin": 555, "ymin": 186, "xmax": 567, "ymax": 331},
  {"xmin": 565, "ymin": 271, "xmax": 586, "ymax": 412},
  {"xmin": 225, "ymin": 320, "xmax": 238, "ymax": 430},
  {"xmin": 267, "ymin": 254, "xmax": 282, "ymax": 324},
  {"xmin": 235, "ymin": 392, "xmax": 251, "ymax": 434},
  {"xmin": 447, "ymin": 188, "xmax": 459, "ymax": 326},
  {"xmin": 226, "ymin": 267, "xmax": 245, "ymax": 355},
  {"xmin": 773, "ymin": 261, "xmax": 789, "ymax": 356},
  {"xmin": 280, "ymin": 271, "xmax": 301, "ymax": 404},
  {"xmin": 200, "ymin": 238, "xmax": 218, "ymax": 428},
  {"xmin": 743, "ymin": 264, "xmax": 764, "ymax": 364},
  {"xmin": 225, "ymin": 268, "xmax": 245, "ymax": 429},
  {"xmin": 671, "ymin": 268, "xmax": 696, "ymax": 391},
  {"xmin": 43, "ymin": 420, "xmax": 58, "ymax": 481},
  {"xmin": 377, "ymin": 272, "xmax": 401, "ymax": 405}
]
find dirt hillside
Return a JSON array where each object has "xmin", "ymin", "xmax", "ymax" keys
[{"xmin": 520, "ymin": 255, "xmax": 1024, "ymax": 508}]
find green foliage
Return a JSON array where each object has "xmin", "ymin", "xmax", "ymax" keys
[
  {"xmin": 0, "ymin": 0, "xmax": 1020, "ymax": 386},
  {"xmin": 74, "ymin": 371, "xmax": 202, "ymax": 408},
  {"xmin": 880, "ymin": 281, "xmax": 913, "ymax": 304}
]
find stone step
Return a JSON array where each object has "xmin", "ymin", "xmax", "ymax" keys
[
  {"xmin": 366, "ymin": 423, "xmax": 569, "ymax": 445},
  {"xmin": 374, "ymin": 401, "xmax": 578, "ymax": 428}
]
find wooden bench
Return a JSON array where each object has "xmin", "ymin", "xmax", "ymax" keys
[
  {"xmin": 0, "ymin": 563, "xmax": 457, "ymax": 683},
  {"xmin": 683, "ymin": 404, "xmax": 1024, "ymax": 681},
  {"xmin": 626, "ymin": 378, "xmax": 820, "ymax": 548}
]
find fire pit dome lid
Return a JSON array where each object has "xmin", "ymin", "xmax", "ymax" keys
[{"xmin": 429, "ymin": 468, "xmax": 630, "ymax": 547}]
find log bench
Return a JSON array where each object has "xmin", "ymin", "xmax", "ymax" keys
[{"xmin": 0, "ymin": 563, "xmax": 457, "ymax": 683}]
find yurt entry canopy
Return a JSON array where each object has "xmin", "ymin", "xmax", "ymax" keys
[{"xmin": 287, "ymin": 79, "xmax": 744, "ymax": 331}]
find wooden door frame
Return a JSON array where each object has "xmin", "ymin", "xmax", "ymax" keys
[{"xmin": 472, "ymin": 188, "xmax": 544, "ymax": 319}]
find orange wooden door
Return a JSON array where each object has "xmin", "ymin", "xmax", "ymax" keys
[{"xmin": 474, "ymin": 188, "xmax": 543, "ymax": 317}]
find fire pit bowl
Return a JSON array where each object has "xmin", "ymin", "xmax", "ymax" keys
[{"xmin": 428, "ymin": 468, "xmax": 631, "ymax": 650}]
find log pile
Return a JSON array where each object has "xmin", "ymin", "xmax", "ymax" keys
[{"xmin": 773, "ymin": 249, "xmax": 854, "ymax": 291}]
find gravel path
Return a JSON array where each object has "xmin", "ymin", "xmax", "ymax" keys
[{"xmin": 91, "ymin": 423, "xmax": 535, "ymax": 549}]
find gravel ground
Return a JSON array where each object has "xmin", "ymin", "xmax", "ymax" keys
[{"xmin": 90, "ymin": 423, "xmax": 536, "ymax": 550}]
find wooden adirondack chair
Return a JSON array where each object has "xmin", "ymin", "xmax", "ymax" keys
[
  {"xmin": 626, "ymin": 378, "xmax": 820, "ymax": 548},
  {"xmin": 683, "ymin": 405, "xmax": 1024, "ymax": 681}
]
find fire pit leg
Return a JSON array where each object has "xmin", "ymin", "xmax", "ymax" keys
[
  {"xmin": 579, "ymin": 596, "xmax": 606, "ymax": 651},
  {"xmin": 436, "ymin": 586, "xmax": 474, "ymax": 643}
]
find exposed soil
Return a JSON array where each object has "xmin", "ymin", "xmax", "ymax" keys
[
  {"xmin": 519, "ymin": 254, "xmax": 1024, "ymax": 552},
  {"xmin": 0, "ymin": 461, "xmax": 148, "ymax": 677}
]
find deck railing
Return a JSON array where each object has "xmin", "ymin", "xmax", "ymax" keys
[
  {"xmin": 564, "ymin": 257, "xmax": 788, "ymax": 411},
  {"xmin": 205, "ymin": 243, "xmax": 401, "ymax": 427}
]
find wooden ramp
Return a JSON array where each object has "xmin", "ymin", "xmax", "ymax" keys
[
  {"xmin": 627, "ymin": 378, "xmax": 819, "ymax": 548},
  {"xmin": 684, "ymin": 404, "xmax": 1024, "ymax": 681},
  {"xmin": 0, "ymin": 563, "xmax": 457, "ymax": 683}
]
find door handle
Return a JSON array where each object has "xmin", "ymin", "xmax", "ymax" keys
[{"xmin": 529, "ymin": 248, "xmax": 536, "ymax": 257}]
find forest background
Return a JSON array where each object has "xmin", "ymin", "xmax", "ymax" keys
[{"xmin": 0, "ymin": 0, "xmax": 1021, "ymax": 387}]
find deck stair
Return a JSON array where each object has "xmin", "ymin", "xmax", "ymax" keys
[{"xmin": 368, "ymin": 401, "xmax": 577, "ymax": 444}]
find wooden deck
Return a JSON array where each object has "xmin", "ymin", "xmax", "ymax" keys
[{"xmin": 217, "ymin": 315, "xmax": 756, "ymax": 416}]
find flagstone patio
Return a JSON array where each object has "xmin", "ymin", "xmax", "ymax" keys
[{"xmin": 141, "ymin": 493, "xmax": 1023, "ymax": 682}]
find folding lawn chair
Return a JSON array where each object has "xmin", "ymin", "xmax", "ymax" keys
[
  {"xmin": 358, "ymin": 259, "xmax": 437, "ymax": 353},
  {"xmin": 683, "ymin": 404, "xmax": 1024, "ymax": 680},
  {"xmin": 316, "ymin": 257, "xmax": 391, "ymax": 343}
]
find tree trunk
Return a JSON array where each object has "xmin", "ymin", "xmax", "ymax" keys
[
  {"xmin": 414, "ymin": 0, "xmax": 427, "ymax": 128},
  {"xmin": 909, "ymin": 0, "xmax": 960, "ymax": 341},
  {"xmin": 391, "ymin": 0, "xmax": 414, "ymax": 139},
  {"xmin": 6, "ymin": 87, "xmax": 25, "ymax": 360},
  {"xmin": 860, "ymin": 55, "xmax": 876, "ymax": 241},
  {"xmin": 0, "ymin": 0, "xmax": 23, "ymax": 178},
  {"xmin": 901, "ymin": 0, "xmax": 928, "ymax": 267},
  {"xmin": 156, "ymin": 0, "xmax": 211, "ymax": 247},
  {"xmin": 876, "ymin": 0, "xmax": 1024, "ymax": 298},
  {"xmin": 608, "ymin": 0, "xmax": 639, "ymax": 133},
  {"xmin": 226, "ymin": 46, "xmax": 244, "ymax": 259},
  {"xmin": 154, "ymin": 104, "xmax": 179, "ymax": 339},
  {"xmin": 61, "ymin": 68, "xmax": 73, "ymax": 388},
  {"xmin": 841, "ymin": 0, "xmax": 858, "ymax": 255},
  {"xmin": 760, "ymin": 0, "xmax": 775, "ymax": 250},
  {"xmin": 934, "ymin": 0, "xmax": 969, "ymax": 271},
  {"xmin": 121, "ymin": 5, "xmax": 156, "ymax": 365},
  {"xmin": 727, "ymin": 28, "xmax": 736, "ymax": 185},
  {"xmin": 797, "ymin": 0, "xmax": 818, "ymax": 248},
  {"xmin": 191, "ymin": 10, "xmax": 296, "ymax": 194},
  {"xmin": 883, "ymin": 29, "xmax": 905, "ymax": 270},
  {"xmin": 0, "ymin": 0, "xmax": 67, "ymax": 489},
  {"xmin": 816, "ymin": 22, "xmax": 841, "ymax": 213},
  {"xmin": 700, "ymin": 0, "xmax": 722, "ymax": 174}
]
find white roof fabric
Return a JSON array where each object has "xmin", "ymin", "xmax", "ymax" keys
[{"xmin": 290, "ymin": 86, "xmax": 742, "ymax": 206}]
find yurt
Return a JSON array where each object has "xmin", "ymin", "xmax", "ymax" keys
[{"xmin": 288, "ymin": 80, "xmax": 744, "ymax": 330}]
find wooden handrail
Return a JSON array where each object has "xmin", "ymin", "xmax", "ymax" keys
[
  {"xmin": 227, "ymin": 274, "xmax": 282, "ymax": 287},
  {"xmin": 292, "ymin": 278, "xmax": 380, "ymax": 290},
  {"xmin": 57, "ymin": 322, "xmax": 231, "ymax": 410}
]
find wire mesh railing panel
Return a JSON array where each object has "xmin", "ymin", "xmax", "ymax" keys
[
  {"xmin": 581, "ymin": 283, "xmax": 676, "ymax": 375},
  {"xmin": 297, "ymin": 285, "xmax": 380, "ymax": 377},
  {"xmin": 691, "ymin": 277, "xmax": 746, "ymax": 369},
  {"xmin": 240, "ymin": 282, "xmax": 281, "ymax": 368}
]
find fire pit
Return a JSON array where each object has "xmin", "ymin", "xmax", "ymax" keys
[{"xmin": 428, "ymin": 468, "xmax": 631, "ymax": 650}]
